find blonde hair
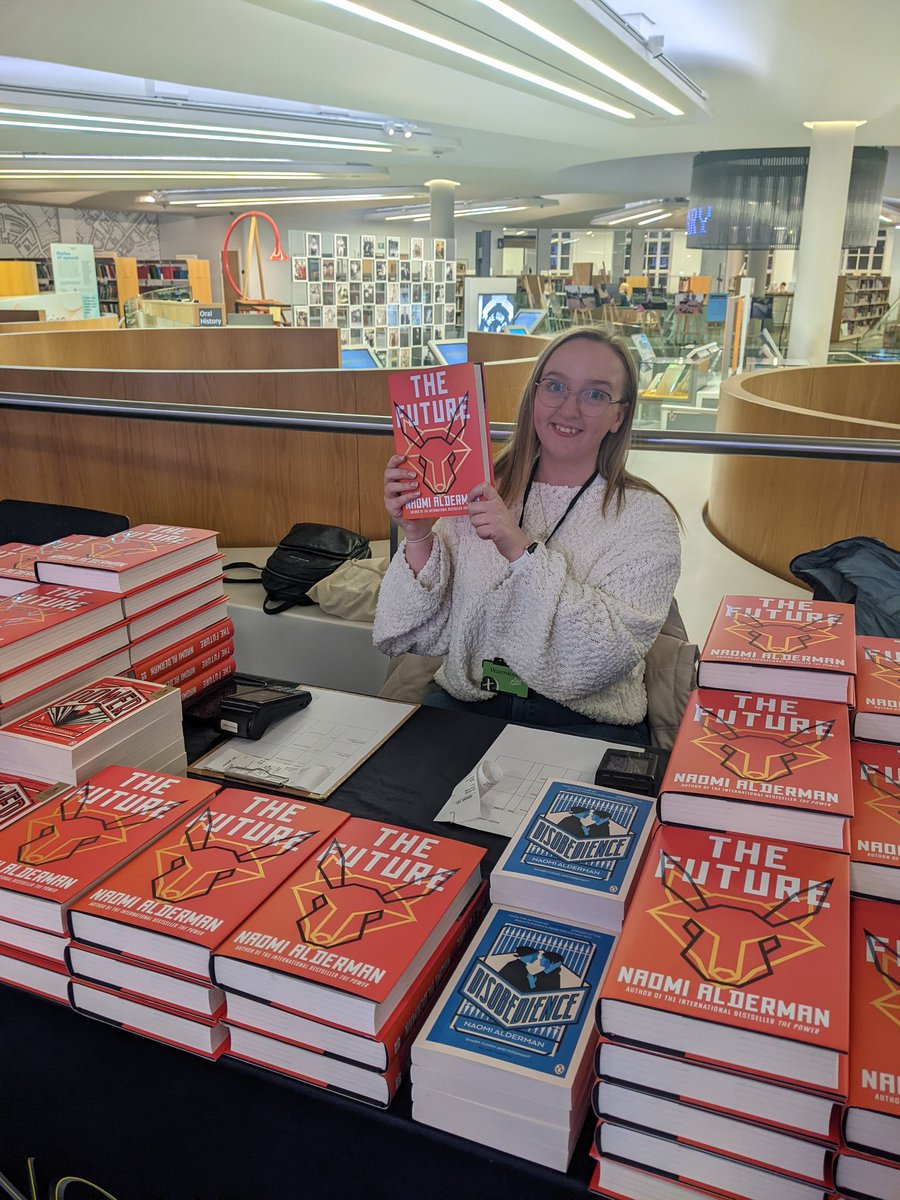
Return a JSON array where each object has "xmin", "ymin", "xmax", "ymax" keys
[{"xmin": 494, "ymin": 326, "xmax": 679, "ymax": 521}]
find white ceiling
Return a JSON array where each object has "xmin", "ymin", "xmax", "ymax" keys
[{"xmin": 0, "ymin": 0, "xmax": 898, "ymax": 228}]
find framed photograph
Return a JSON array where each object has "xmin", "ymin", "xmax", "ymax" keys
[
  {"xmin": 375, "ymin": 282, "xmax": 386, "ymax": 304},
  {"xmin": 322, "ymin": 305, "xmax": 337, "ymax": 326},
  {"xmin": 375, "ymin": 327, "xmax": 387, "ymax": 351},
  {"xmin": 337, "ymin": 306, "xmax": 349, "ymax": 328},
  {"xmin": 375, "ymin": 259, "xmax": 387, "ymax": 281},
  {"xmin": 322, "ymin": 282, "xmax": 335, "ymax": 306},
  {"xmin": 410, "ymin": 259, "xmax": 422, "ymax": 282},
  {"xmin": 388, "ymin": 327, "xmax": 400, "ymax": 348},
  {"xmin": 400, "ymin": 325, "xmax": 410, "ymax": 348},
  {"xmin": 412, "ymin": 303, "xmax": 422, "ymax": 325},
  {"xmin": 291, "ymin": 257, "xmax": 308, "ymax": 282},
  {"xmin": 361, "ymin": 235, "xmax": 375, "ymax": 258},
  {"xmin": 387, "ymin": 304, "xmax": 399, "ymax": 325},
  {"xmin": 388, "ymin": 282, "xmax": 400, "ymax": 304},
  {"xmin": 410, "ymin": 237, "xmax": 424, "ymax": 260},
  {"xmin": 362, "ymin": 258, "xmax": 374, "ymax": 281},
  {"xmin": 412, "ymin": 326, "xmax": 423, "ymax": 346},
  {"xmin": 423, "ymin": 260, "xmax": 434, "ymax": 282},
  {"xmin": 307, "ymin": 258, "xmax": 321, "ymax": 282},
  {"xmin": 399, "ymin": 285, "xmax": 410, "ymax": 305},
  {"xmin": 387, "ymin": 238, "xmax": 399, "ymax": 260},
  {"xmin": 336, "ymin": 283, "xmax": 350, "ymax": 306},
  {"xmin": 375, "ymin": 304, "xmax": 387, "ymax": 326},
  {"xmin": 363, "ymin": 305, "xmax": 375, "ymax": 327},
  {"xmin": 434, "ymin": 238, "xmax": 446, "ymax": 261},
  {"xmin": 387, "ymin": 259, "xmax": 399, "ymax": 282},
  {"xmin": 400, "ymin": 305, "xmax": 411, "ymax": 326},
  {"xmin": 292, "ymin": 306, "xmax": 309, "ymax": 328},
  {"xmin": 340, "ymin": 327, "xmax": 349, "ymax": 346},
  {"xmin": 322, "ymin": 258, "xmax": 335, "ymax": 282},
  {"xmin": 400, "ymin": 261, "xmax": 411, "ymax": 282},
  {"xmin": 349, "ymin": 282, "xmax": 362, "ymax": 305},
  {"xmin": 308, "ymin": 282, "xmax": 323, "ymax": 305},
  {"xmin": 308, "ymin": 305, "xmax": 322, "ymax": 327},
  {"xmin": 412, "ymin": 283, "xmax": 422, "ymax": 304},
  {"xmin": 400, "ymin": 347, "xmax": 411, "ymax": 367},
  {"xmin": 446, "ymin": 261, "xmax": 455, "ymax": 282},
  {"xmin": 306, "ymin": 232, "xmax": 321, "ymax": 257},
  {"xmin": 350, "ymin": 306, "xmax": 363, "ymax": 327},
  {"xmin": 423, "ymin": 283, "xmax": 433, "ymax": 304},
  {"xmin": 435, "ymin": 283, "xmax": 445, "ymax": 304},
  {"xmin": 362, "ymin": 282, "xmax": 376, "ymax": 305},
  {"xmin": 424, "ymin": 304, "xmax": 433, "ymax": 325},
  {"xmin": 375, "ymin": 238, "xmax": 386, "ymax": 259},
  {"xmin": 349, "ymin": 259, "xmax": 361, "ymax": 282},
  {"xmin": 335, "ymin": 233, "xmax": 349, "ymax": 258},
  {"xmin": 335, "ymin": 258, "xmax": 348, "ymax": 282}
]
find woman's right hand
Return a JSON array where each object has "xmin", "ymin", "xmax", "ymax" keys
[{"xmin": 384, "ymin": 454, "xmax": 434, "ymax": 538}]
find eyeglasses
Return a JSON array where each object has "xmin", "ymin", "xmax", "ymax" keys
[{"xmin": 536, "ymin": 377, "xmax": 623, "ymax": 413}]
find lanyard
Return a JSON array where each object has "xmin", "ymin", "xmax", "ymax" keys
[{"xmin": 517, "ymin": 458, "xmax": 600, "ymax": 546}]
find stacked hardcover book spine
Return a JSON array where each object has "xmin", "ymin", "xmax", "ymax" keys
[
  {"xmin": 0, "ymin": 766, "xmax": 218, "ymax": 1012},
  {"xmin": 34, "ymin": 524, "xmax": 234, "ymax": 706},
  {"xmin": 211, "ymin": 816, "xmax": 486, "ymax": 1106},
  {"xmin": 591, "ymin": 597, "xmax": 900, "ymax": 1200},
  {"xmin": 411, "ymin": 780, "xmax": 655, "ymax": 1170},
  {"xmin": 66, "ymin": 788, "xmax": 347, "ymax": 1061}
]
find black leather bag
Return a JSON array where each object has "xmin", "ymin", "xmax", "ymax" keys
[{"xmin": 224, "ymin": 523, "xmax": 371, "ymax": 615}]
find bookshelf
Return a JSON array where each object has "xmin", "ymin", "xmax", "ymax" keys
[
  {"xmin": 831, "ymin": 272, "xmax": 892, "ymax": 341},
  {"xmin": 95, "ymin": 256, "xmax": 139, "ymax": 318}
]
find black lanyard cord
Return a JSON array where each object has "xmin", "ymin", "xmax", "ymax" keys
[{"xmin": 517, "ymin": 457, "xmax": 600, "ymax": 546}]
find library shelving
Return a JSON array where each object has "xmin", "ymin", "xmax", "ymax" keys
[
  {"xmin": 95, "ymin": 256, "xmax": 140, "ymax": 318},
  {"xmin": 831, "ymin": 272, "xmax": 892, "ymax": 341}
]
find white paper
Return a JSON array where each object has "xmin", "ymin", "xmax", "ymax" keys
[
  {"xmin": 191, "ymin": 687, "xmax": 415, "ymax": 798},
  {"xmin": 435, "ymin": 724, "xmax": 625, "ymax": 837}
]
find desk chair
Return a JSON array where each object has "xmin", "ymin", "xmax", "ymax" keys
[{"xmin": 0, "ymin": 499, "xmax": 130, "ymax": 546}]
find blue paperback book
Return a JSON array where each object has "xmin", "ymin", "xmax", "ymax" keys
[
  {"xmin": 412, "ymin": 906, "xmax": 615, "ymax": 1099},
  {"xmin": 490, "ymin": 780, "xmax": 655, "ymax": 932}
]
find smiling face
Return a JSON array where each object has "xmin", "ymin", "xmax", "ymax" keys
[{"xmin": 532, "ymin": 338, "xmax": 627, "ymax": 482}]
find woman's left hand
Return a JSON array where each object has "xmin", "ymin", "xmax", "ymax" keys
[{"xmin": 467, "ymin": 482, "xmax": 529, "ymax": 563}]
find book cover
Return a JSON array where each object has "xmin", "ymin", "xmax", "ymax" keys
[
  {"xmin": 177, "ymin": 656, "xmax": 235, "ymax": 702},
  {"xmin": 388, "ymin": 362, "xmax": 493, "ymax": 519},
  {"xmin": 129, "ymin": 616, "xmax": 236, "ymax": 681},
  {"xmin": 135, "ymin": 639, "xmax": 234, "ymax": 688},
  {"xmin": 0, "ymin": 945, "xmax": 70, "ymax": 1005},
  {"xmin": 491, "ymin": 779, "xmax": 655, "ymax": 930},
  {"xmin": 850, "ymin": 742, "xmax": 900, "ymax": 897},
  {"xmin": 854, "ymin": 636, "xmax": 900, "ymax": 740},
  {"xmin": 0, "ymin": 645, "xmax": 133, "ymax": 727},
  {"xmin": 126, "ymin": 598, "xmax": 230, "ymax": 667},
  {"xmin": 414, "ymin": 905, "xmax": 614, "ymax": 1089},
  {"xmin": 660, "ymin": 687, "xmax": 853, "ymax": 827},
  {"xmin": 0, "ymin": 771, "xmax": 61, "ymax": 832},
  {"xmin": 846, "ymin": 897, "xmax": 900, "ymax": 1141},
  {"xmin": 36, "ymin": 524, "xmax": 219, "ymax": 589},
  {"xmin": 70, "ymin": 788, "xmax": 349, "ymax": 962},
  {"xmin": 0, "ymin": 585, "xmax": 124, "ymax": 673},
  {"xmin": 214, "ymin": 817, "xmax": 485, "ymax": 1004},
  {"xmin": 0, "ymin": 676, "xmax": 177, "ymax": 749},
  {"xmin": 597, "ymin": 825, "xmax": 850, "ymax": 1083},
  {"xmin": 0, "ymin": 537, "xmax": 91, "ymax": 595},
  {"xmin": 0, "ymin": 766, "xmax": 219, "ymax": 932}
]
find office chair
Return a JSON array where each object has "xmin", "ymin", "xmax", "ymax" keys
[{"xmin": 0, "ymin": 499, "xmax": 130, "ymax": 546}]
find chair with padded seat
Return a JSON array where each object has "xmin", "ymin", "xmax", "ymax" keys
[{"xmin": 0, "ymin": 499, "xmax": 130, "ymax": 546}]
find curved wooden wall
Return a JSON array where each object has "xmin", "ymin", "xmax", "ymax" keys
[
  {"xmin": 708, "ymin": 364, "xmax": 900, "ymax": 582},
  {"xmin": 0, "ymin": 328, "xmax": 536, "ymax": 546}
]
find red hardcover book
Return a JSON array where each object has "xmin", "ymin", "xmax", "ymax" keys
[
  {"xmin": 853, "ymin": 636, "xmax": 900, "ymax": 743},
  {"xmin": 593, "ymin": 1122, "xmax": 836, "ymax": 1200},
  {"xmin": 120, "ymin": 554, "xmax": 225, "ymax": 619},
  {"xmin": 35, "ymin": 524, "xmax": 220, "ymax": 592},
  {"xmin": 835, "ymin": 1145, "xmax": 900, "ymax": 1200},
  {"xmin": 844, "ymin": 897, "xmax": 900, "ymax": 1163},
  {"xmin": 658, "ymin": 688, "xmax": 853, "ymax": 851},
  {"xmin": 68, "ymin": 788, "xmax": 348, "ymax": 980},
  {"xmin": 135, "ymin": 639, "xmax": 234, "ymax": 689},
  {"xmin": 224, "ymin": 881, "xmax": 488, "ymax": 1071},
  {"xmin": 0, "ymin": 585, "xmax": 125, "ymax": 680},
  {"xmin": 0, "ymin": 627, "xmax": 130, "ymax": 708},
  {"xmin": 388, "ymin": 362, "xmax": 493, "ymax": 519},
  {"xmin": 698, "ymin": 596, "xmax": 856, "ymax": 703},
  {"xmin": 69, "ymin": 977, "xmax": 229, "ymax": 1060},
  {"xmin": 589, "ymin": 1156, "xmax": 752, "ymax": 1200},
  {"xmin": 0, "ymin": 536, "xmax": 91, "ymax": 597},
  {"xmin": 127, "ymin": 598, "xmax": 230, "ymax": 666},
  {"xmin": 213, "ymin": 817, "xmax": 485, "ymax": 1034},
  {"xmin": 0, "ymin": 765, "xmax": 219, "ymax": 934},
  {"xmin": 177, "ymin": 656, "xmax": 236, "ymax": 702},
  {"xmin": 125, "ymin": 577, "xmax": 226, "ymax": 643},
  {"xmin": 849, "ymin": 742, "xmax": 900, "ymax": 902},
  {"xmin": 596, "ymin": 824, "xmax": 850, "ymax": 1095},
  {"xmin": 0, "ymin": 945, "xmax": 70, "ymax": 1004},
  {"xmin": 66, "ymin": 942, "xmax": 226, "ymax": 1018},
  {"xmin": 0, "ymin": 771, "xmax": 62, "ymax": 832},
  {"xmin": 130, "ymin": 617, "xmax": 236, "ymax": 681},
  {"xmin": 0, "ymin": 676, "xmax": 183, "ymax": 784}
]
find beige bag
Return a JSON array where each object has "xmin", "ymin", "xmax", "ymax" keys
[{"xmin": 307, "ymin": 556, "xmax": 389, "ymax": 623}]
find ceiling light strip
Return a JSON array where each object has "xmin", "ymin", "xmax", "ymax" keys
[
  {"xmin": 472, "ymin": 0, "xmax": 683, "ymax": 115},
  {"xmin": 0, "ymin": 153, "xmax": 299, "ymax": 163},
  {"xmin": 637, "ymin": 210, "xmax": 673, "ymax": 224},
  {"xmin": 607, "ymin": 208, "xmax": 663, "ymax": 224},
  {"xmin": 0, "ymin": 171, "xmax": 329, "ymax": 180},
  {"xmin": 316, "ymin": 0, "xmax": 635, "ymax": 118},
  {"xmin": 172, "ymin": 192, "xmax": 424, "ymax": 207}
]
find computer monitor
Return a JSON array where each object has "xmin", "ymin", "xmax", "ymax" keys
[
  {"xmin": 510, "ymin": 307, "xmax": 546, "ymax": 333},
  {"xmin": 750, "ymin": 295, "xmax": 773, "ymax": 320},
  {"xmin": 476, "ymin": 293, "xmax": 516, "ymax": 332},
  {"xmin": 341, "ymin": 347, "xmax": 383, "ymax": 369},
  {"xmin": 428, "ymin": 338, "xmax": 468, "ymax": 365},
  {"xmin": 505, "ymin": 325, "xmax": 528, "ymax": 336}
]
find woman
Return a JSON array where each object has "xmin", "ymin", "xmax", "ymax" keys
[{"xmin": 373, "ymin": 328, "xmax": 682, "ymax": 743}]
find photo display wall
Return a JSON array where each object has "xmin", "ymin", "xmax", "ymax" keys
[{"xmin": 289, "ymin": 230, "xmax": 459, "ymax": 367}]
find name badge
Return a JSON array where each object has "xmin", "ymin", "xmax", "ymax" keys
[{"xmin": 480, "ymin": 658, "xmax": 529, "ymax": 697}]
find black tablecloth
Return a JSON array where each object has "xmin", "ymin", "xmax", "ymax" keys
[{"xmin": 0, "ymin": 703, "xmax": 596, "ymax": 1200}]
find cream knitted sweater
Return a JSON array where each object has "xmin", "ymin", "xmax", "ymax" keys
[{"xmin": 373, "ymin": 477, "xmax": 682, "ymax": 724}]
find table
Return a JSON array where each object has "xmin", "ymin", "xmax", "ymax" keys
[{"xmin": 0, "ymin": 706, "xmax": 596, "ymax": 1200}]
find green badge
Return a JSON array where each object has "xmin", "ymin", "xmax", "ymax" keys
[{"xmin": 480, "ymin": 658, "xmax": 529, "ymax": 697}]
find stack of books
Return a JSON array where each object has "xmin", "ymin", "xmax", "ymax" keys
[
  {"xmin": 212, "ymin": 816, "xmax": 486, "ymax": 1106},
  {"xmin": 849, "ymin": 741, "xmax": 900, "ymax": 902},
  {"xmin": 0, "ymin": 766, "xmax": 218, "ymax": 1009},
  {"xmin": 0, "ymin": 769, "xmax": 62, "ymax": 831},
  {"xmin": 35, "ymin": 524, "xmax": 233, "ymax": 705},
  {"xmin": 129, "ymin": 616, "xmax": 235, "ymax": 704},
  {"xmin": 0, "ymin": 536, "xmax": 91, "ymax": 597},
  {"xmin": 66, "ymin": 788, "xmax": 347, "ymax": 1061},
  {"xmin": 0, "ymin": 676, "xmax": 186, "ymax": 785},
  {"xmin": 853, "ymin": 635, "xmax": 900, "ymax": 744},
  {"xmin": 0, "ymin": 584, "xmax": 131, "ymax": 727},
  {"xmin": 835, "ymin": 896, "xmax": 900, "ymax": 1200},
  {"xmin": 411, "ymin": 780, "xmax": 652, "ymax": 1170}
]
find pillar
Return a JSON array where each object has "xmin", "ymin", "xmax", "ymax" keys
[
  {"xmin": 745, "ymin": 249, "xmax": 769, "ymax": 294},
  {"xmin": 787, "ymin": 121, "xmax": 864, "ymax": 364},
  {"xmin": 426, "ymin": 179, "xmax": 459, "ymax": 242}
]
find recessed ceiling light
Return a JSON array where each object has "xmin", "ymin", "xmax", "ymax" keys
[
  {"xmin": 317, "ymin": 0, "xmax": 635, "ymax": 118},
  {"xmin": 473, "ymin": 0, "xmax": 683, "ymax": 116}
]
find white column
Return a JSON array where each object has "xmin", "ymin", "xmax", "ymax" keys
[
  {"xmin": 787, "ymin": 121, "xmax": 864, "ymax": 364},
  {"xmin": 426, "ymin": 179, "xmax": 459, "ymax": 241}
]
